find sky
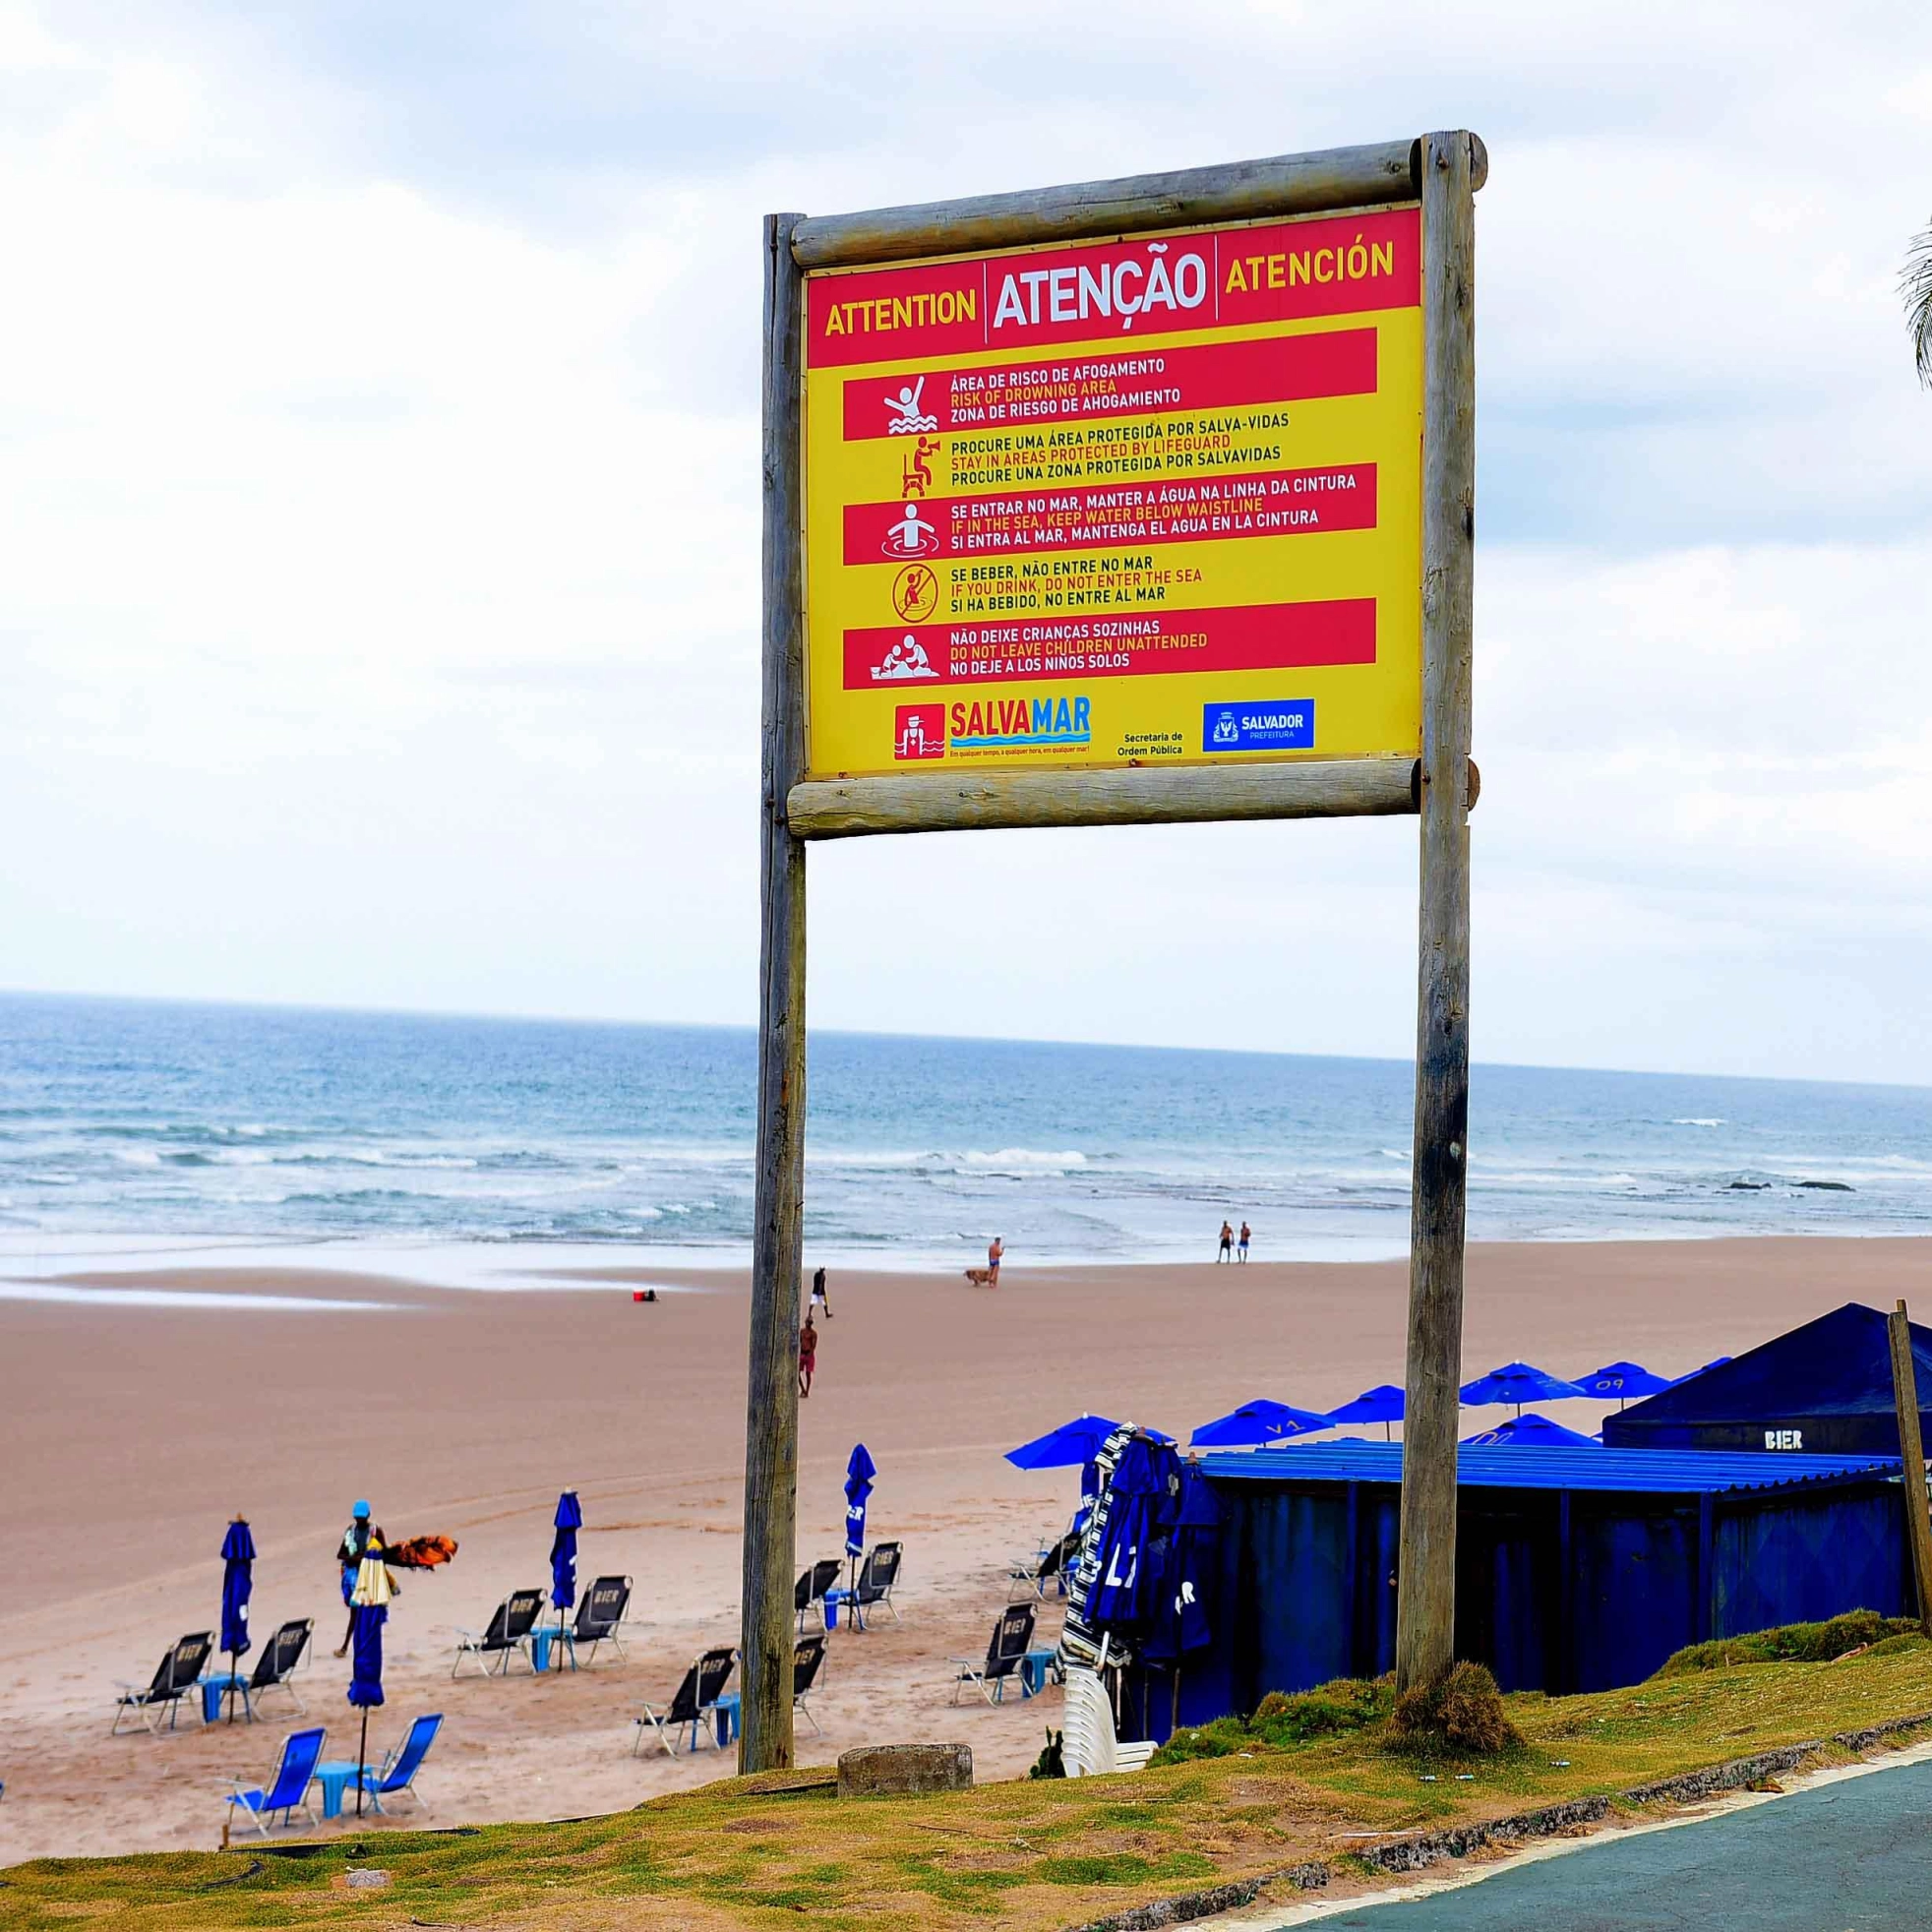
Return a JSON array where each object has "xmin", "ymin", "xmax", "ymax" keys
[{"xmin": 1, "ymin": 1, "xmax": 1929, "ymax": 1083}]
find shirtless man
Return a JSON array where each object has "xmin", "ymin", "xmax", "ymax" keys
[
  {"xmin": 800, "ymin": 1314, "xmax": 818, "ymax": 1398},
  {"xmin": 988, "ymin": 1237, "xmax": 1004, "ymax": 1287}
]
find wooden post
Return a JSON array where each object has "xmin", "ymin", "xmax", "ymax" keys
[
  {"xmin": 1886, "ymin": 1299, "xmax": 1932, "ymax": 1638},
  {"xmin": 740, "ymin": 210, "xmax": 808, "ymax": 1774},
  {"xmin": 1394, "ymin": 130, "xmax": 1477, "ymax": 1696}
]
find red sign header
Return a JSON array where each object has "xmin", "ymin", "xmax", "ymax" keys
[{"xmin": 806, "ymin": 208, "xmax": 1419, "ymax": 368}]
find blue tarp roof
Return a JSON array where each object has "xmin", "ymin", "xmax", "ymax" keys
[
  {"xmin": 1611, "ymin": 1302, "xmax": 1932, "ymax": 1426},
  {"xmin": 1199, "ymin": 1440, "xmax": 1901, "ymax": 1495}
]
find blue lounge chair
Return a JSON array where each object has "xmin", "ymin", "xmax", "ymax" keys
[
  {"xmin": 359, "ymin": 1713, "xmax": 441, "ymax": 1814},
  {"xmin": 224, "ymin": 1725, "xmax": 326, "ymax": 1836}
]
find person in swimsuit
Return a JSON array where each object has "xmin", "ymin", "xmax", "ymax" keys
[
  {"xmin": 1238, "ymin": 1222, "xmax": 1251, "ymax": 1262},
  {"xmin": 988, "ymin": 1237, "xmax": 1003, "ymax": 1286},
  {"xmin": 1218, "ymin": 1221, "xmax": 1234, "ymax": 1262},
  {"xmin": 800, "ymin": 1314, "xmax": 818, "ymax": 1398}
]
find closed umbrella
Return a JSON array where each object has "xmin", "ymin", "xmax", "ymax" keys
[
  {"xmin": 347, "ymin": 1551, "xmax": 393, "ymax": 1817},
  {"xmin": 1460, "ymin": 1361, "xmax": 1589, "ymax": 1417},
  {"xmin": 1574, "ymin": 1361, "xmax": 1675, "ymax": 1410},
  {"xmin": 219, "ymin": 1517, "xmax": 255, "ymax": 1724},
  {"xmin": 1463, "ymin": 1413, "xmax": 1600, "ymax": 1447},
  {"xmin": 1326, "ymin": 1384, "xmax": 1405, "ymax": 1440},
  {"xmin": 549, "ymin": 1490, "xmax": 581, "ymax": 1670},
  {"xmin": 1086, "ymin": 1435, "xmax": 1181, "ymax": 1637},
  {"xmin": 1190, "ymin": 1398, "xmax": 1332, "ymax": 1448},
  {"xmin": 844, "ymin": 1443, "xmax": 875, "ymax": 1593},
  {"xmin": 1143, "ymin": 1460, "xmax": 1224, "ymax": 1729}
]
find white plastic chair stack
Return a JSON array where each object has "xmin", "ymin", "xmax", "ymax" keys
[{"xmin": 1060, "ymin": 1665, "xmax": 1156, "ymax": 1777}]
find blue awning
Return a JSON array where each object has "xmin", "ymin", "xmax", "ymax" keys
[{"xmin": 1203, "ymin": 1440, "xmax": 1902, "ymax": 1495}]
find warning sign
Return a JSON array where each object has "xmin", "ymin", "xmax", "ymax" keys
[{"xmin": 802, "ymin": 206, "xmax": 1424, "ymax": 779}]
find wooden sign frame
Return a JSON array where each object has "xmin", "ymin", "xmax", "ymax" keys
[{"xmin": 743, "ymin": 132, "xmax": 1482, "ymax": 1772}]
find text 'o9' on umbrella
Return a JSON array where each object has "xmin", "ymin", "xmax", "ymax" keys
[
  {"xmin": 550, "ymin": 1490, "xmax": 581, "ymax": 1671},
  {"xmin": 1325, "ymin": 1384, "xmax": 1405, "ymax": 1440},
  {"xmin": 1189, "ymin": 1398, "xmax": 1333, "ymax": 1449},
  {"xmin": 1459, "ymin": 1361, "xmax": 1589, "ymax": 1418},
  {"xmin": 348, "ymin": 1550, "xmax": 394, "ymax": 1816},
  {"xmin": 219, "ymin": 1517, "xmax": 255, "ymax": 1724},
  {"xmin": 1574, "ymin": 1360, "xmax": 1675, "ymax": 1410}
]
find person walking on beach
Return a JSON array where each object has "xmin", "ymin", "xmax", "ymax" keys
[
  {"xmin": 988, "ymin": 1236, "xmax": 1003, "ymax": 1286},
  {"xmin": 800, "ymin": 1313, "xmax": 818, "ymax": 1399},
  {"xmin": 333, "ymin": 1500, "xmax": 376, "ymax": 1657},
  {"xmin": 1238, "ymin": 1221, "xmax": 1251, "ymax": 1262},
  {"xmin": 1218, "ymin": 1221, "xmax": 1234, "ymax": 1262},
  {"xmin": 810, "ymin": 1265, "xmax": 832, "ymax": 1320}
]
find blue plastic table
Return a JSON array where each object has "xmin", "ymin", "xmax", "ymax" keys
[
  {"xmin": 712, "ymin": 1691, "xmax": 741, "ymax": 1748},
  {"xmin": 200, "ymin": 1674, "xmax": 250, "ymax": 1724},
  {"xmin": 528, "ymin": 1627, "xmax": 574, "ymax": 1673},
  {"xmin": 823, "ymin": 1589, "xmax": 851, "ymax": 1630},
  {"xmin": 1020, "ymin": 1649, "xmax": 1060, "ymax": 1698},
  {"xmin": 312, "ymin": 1761, "xmax": 366, "ymax": 1819}
]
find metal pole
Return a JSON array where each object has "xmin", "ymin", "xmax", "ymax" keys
[
  {"xmin": 740, "ymin": 210, "xmax": 808, "ymax": 1774},
  {"xmin": 1395, "ymin": 129, "xmax": 1478, "ymax": 1696}
]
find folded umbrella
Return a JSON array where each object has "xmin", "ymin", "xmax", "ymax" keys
[
  {"xmin": 1086, "ymin": 1435, "xmax": 1182, "ymax": 1638},
  {"xmin": 348, "ymin": 1553, "xmax": 391, "ymax": 1818},
  {"xmin": 549, "ymin": 1491, "xmax": 581, "ymax": 1670},
  {"xmin": 844, "ymin": 1443, "xmax": 875, "ymax": 1561},
  {"xmin": 1190, "ymin": 1398, "xmax": 1332, "ymax": 1448},
  {"xmin": 219, "ymin": 1518, "xmax": 255, "ymax": 1724}
]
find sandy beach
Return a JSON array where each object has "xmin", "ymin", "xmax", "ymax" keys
[{"xmin": 3, "ymin": 1236, "xmax": 1926, "ymax": 1864}]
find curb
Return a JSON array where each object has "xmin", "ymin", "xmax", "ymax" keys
[{"xmin": 1059, "ymin": 1708, "xmax": 1932, "ymax": 1929}]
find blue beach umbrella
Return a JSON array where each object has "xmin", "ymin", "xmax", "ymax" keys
[
  {"xmin": 1005, "ymin": 1415, "xmax": 1126, "ymax": 1469},
  {"xmin": 844, "ymin": 1443, "xmax": 876, "ymax": 1576},
  {"xmin": 549, "ymin": 1490, "xmax": 581, "ymax": 1667},
  {"xmin": 1460, "ymin": 1361, "xmax": 1589, "ymax": 1416},
  {"xmin": 1190, "ymin": 1398, "xmax": 1333, "ymax": 1448},
  {"xmin": 1574, "ymin": 1360, "xmax": 1675, "ymax": 1410},
  {"xmin": 1463, "ymin": 1414, "xmax": 1600, "ymax": 1448},
  {"xmin": 219, "ymin": 1518, "xmax": 255, "ymax": 1724},
  {"xmin": 1326, "ymin": 1384, "xmax": 1405, "ymax": 1440},
  {"xmin": 1086, "ymin": 1435, "xmax": 1182, "ymax": 1637},
  {"xmin": 347, "ymin": 1554, "xmax": 392, "ymax": 1818}
]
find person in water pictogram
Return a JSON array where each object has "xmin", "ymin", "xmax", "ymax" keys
[{"xmin": 885, "ymin": 504, "xmax": 936, "ymax": 556}]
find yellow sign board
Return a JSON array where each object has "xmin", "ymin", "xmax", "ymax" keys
[{"xmin": 801, "ymin": 206, "xmax": 1423, "ymax": 780}]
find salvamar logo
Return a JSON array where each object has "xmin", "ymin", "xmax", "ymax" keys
[
  {"xmin": 893, "ymin": 703, "xmax": 945, "ymax": 760},
  {"xmin": 948, "ymin": 694, "xmax": 1092, "ymax": 750}
]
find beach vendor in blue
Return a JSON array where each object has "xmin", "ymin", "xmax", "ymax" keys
[{"xmin": 333, "ymin": 1500, "xmax": 380, "ymax": 1658}]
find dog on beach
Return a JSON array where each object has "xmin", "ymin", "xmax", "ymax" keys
[{"xmin": 964, "ymin": 1267, "xmax": 994, "ymax": 1286}]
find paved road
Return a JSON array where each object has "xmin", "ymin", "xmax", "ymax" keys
[{"xmin": 1307, "ymin": 1757, "xmax": 1932, "ymax": 1929}]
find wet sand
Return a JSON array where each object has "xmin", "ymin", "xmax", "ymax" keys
[{"xmin": 2, "ymin": 1238, "xmax": 1922, "ymax": 1862}]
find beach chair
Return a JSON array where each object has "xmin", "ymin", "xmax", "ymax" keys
[
  {"xmin": 848, "ymin": 1541, "xmax": 903, "ymax": 1629},
  {"xmin": 451, "ymin": 1589, "xmax": 545, "ymax": 1678},
  {"xmin": 950, "ymin": 1602, "xmax": 1036, "ymax": 1705},
  {"xmin": 1008, "ymin": 1530, "xmax": 1082, "ymax": 1601},
  {"xmin": 632, "ymin": 1647, "xmax": 737, "ymax": 1757},
  {"xmin": 222, "ymin": 1724, "xmax": 326, "ymax": 1836},
  {"xmin": 793, "ymin": 1635, "xmax": 828, "ymax": 1735},
  {"xmin": 112, "ymin": 1630, "xmax": 214, "ymax": 1735},
  {"xmin": 233, "ymin": 1618, "xmax": 314, "ymax": 1720},
  {"xmin": 795, "ymin": 1558, "xmax": 843, "ymax": 1634},
  {"xmin": 1060, "ymin": 1664, "xmax": 1156, "ymax": 1777},
  {"xmin": 358, "ymin": 1712, "xmax": 442, "ymax": 1815},
  {"xmin": 571, "ymin": 1575, "xmax": 632, "ymax": 1665}
]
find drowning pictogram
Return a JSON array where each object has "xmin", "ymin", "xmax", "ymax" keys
[
  {"xmin": 891, "ymin": 563, "xmax": 938, "ymax": 623},
  {"xmin": 884, "ymin": 377, "xmax": 938, "ymax": 434}
]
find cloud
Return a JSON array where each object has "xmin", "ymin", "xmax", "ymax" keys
[{"xmin": 1, "ymin": 0, "xmax": 1929, "ymax": 1083}]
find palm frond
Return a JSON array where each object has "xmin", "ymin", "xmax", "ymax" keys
[{"xmin": 1904, "ymin": 222, "xmax": 1932, "ymax": 390}]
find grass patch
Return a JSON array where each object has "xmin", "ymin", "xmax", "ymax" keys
[
  {"xmin": 1658, "ymin": 1609, "xmax": 1921, "ymax": 1675},
  {"xmin": 9, "ymin": 1635, "xmax": 1932, "ymax": 1931}
]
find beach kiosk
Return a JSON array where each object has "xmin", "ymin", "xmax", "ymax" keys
[
  {"xmin": 1603, "ymin": 1302, "xmax": 1932, "ymax": 1456},
  {"xmin": 1153, "ymin": 1441, "xmax": 1911, "ymax": 1740}
]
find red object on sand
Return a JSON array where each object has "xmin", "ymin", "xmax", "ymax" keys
[{"xmin": 633, "ymin": 1291, "xmax": 646, "ymax": 1302}]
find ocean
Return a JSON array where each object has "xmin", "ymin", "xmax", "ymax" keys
[{"xmin": 4, "ymin": 991, "xmax": 1932, "ymax": 1280}]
